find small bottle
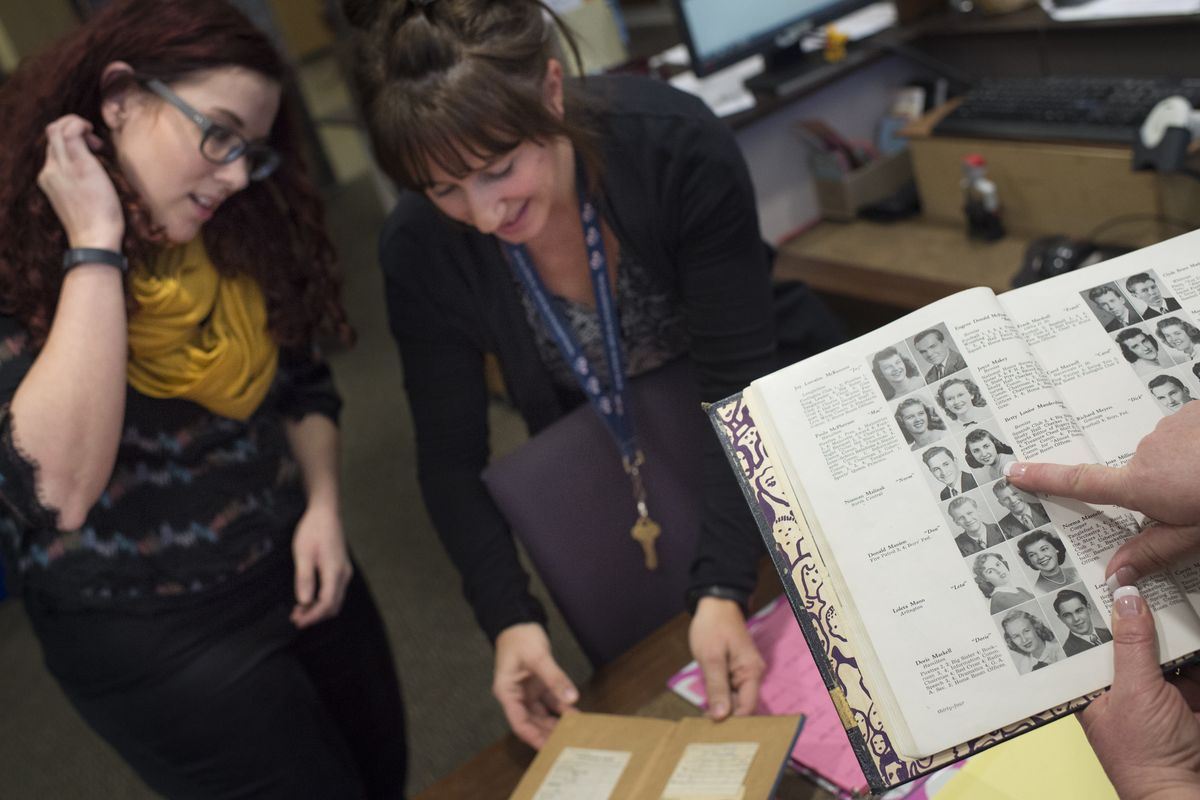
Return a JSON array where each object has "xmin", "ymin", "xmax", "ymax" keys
[{"xmin": 961, "ymin": 153, "xmax": 1005, "ymax": 241}]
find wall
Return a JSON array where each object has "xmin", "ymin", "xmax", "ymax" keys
[
  {"xmin": 0, "ymin": 0, "xmax": 77, "ymax": 72},
  {"xmin": 734, "ymin": 56, "xmax": 925, "ymax": 243}
]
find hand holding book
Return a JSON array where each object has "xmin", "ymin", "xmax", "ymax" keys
[
  {"xmin": 1007, "ymin": 400, "xmax": 1200, "ymax": 589},
  {"xmin": 1079, "ymin": 586, "xmax": 1200, "ymax": 800},
  {"xmin": 706, "ymin": 229, "xmax": 1200, "ymax": 791},
  {"xmin": 1007, "ymin": 403, "xmax": 1200, "ymax": 798}
]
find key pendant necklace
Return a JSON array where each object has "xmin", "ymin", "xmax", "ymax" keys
[
  {"xmin": 625, "ymin": 451, "xmax": 661, "ymax": 570},
  {"xmin": 503, "ymin": 171, "xmax": 661, "ymax": 571}
]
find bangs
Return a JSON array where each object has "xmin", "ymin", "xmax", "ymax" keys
[{"xmin": 375, "ymin": 71, "xmax": 562, "ymax": 190}]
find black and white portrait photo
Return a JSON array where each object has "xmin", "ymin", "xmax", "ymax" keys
[
  {"xmin": 923, "ymin": 445, "xmax": 977, "ymax": 500},
  {"xmin": 1116, "ymin": 326, "xmax": 1183, "ymax": 377},
  {"xmin": 1083, "ymin": 283, "xmax": 1142, "ymax": 332},
  {"xmin": 894, "ymin": 394, "xmax": 948, "ymax": 450},
  {"xmin": 869, "ymin": 344, "xmax": 925, "ymax": 401},
  {"xmin": 964, "ymin": 428, "xmax": 1017, "ymax": 483},
  {"xmin": 991, "ymin": 479, "xmax": 1051, "ymax": 537},
  {"xmin": 1148, "ymin": 373, "xmax": 1194, "ymax": 415},
  {"xmin": 1050, "ymin": 588, "xmax": 1112, "ymax": 656},
  {"xmin": 971, "ymin": 548, "xmax": 1034, "ymax": 614},
  {"xmin": 1015, "ymin": 529, "xmax": 1078, "ymax": 594},
  {"xmin": 998, "ymin": 604, "xmax": 1065, "ymax": 675},
  {"xmin": 912, "ymin": 326, "xmax": 967, "ymax": 384},
  {"xmin": 934, "ymin": 374, "xmax": 992, "ymax": 431},
  {"xmin": 1126, "ymin": 272, "xmax": 1182, "ymax": 319},
  {"xmin": 947, "ymin": 494, "xmax": 1004, "ymax": 555},
  {"xmin": 1153, "ymin": 315, "xmax": 1200, "ymax": 364}
]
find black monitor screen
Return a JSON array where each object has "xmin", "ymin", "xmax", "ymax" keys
[{"xmin": 672, "ymin": 0, "xmax": 875, "ymax": 76}]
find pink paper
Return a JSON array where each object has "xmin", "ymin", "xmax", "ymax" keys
[{"xmin": 668, "ymin": 597, "xmax": 870, "ymax": 796}]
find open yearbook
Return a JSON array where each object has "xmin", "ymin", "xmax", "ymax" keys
[{"xmin": 708, "ymin": 227, "xmax": 1200, "ymax": 793}]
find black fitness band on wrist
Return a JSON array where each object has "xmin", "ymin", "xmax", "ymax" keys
[
  {"xmin": 62, "ymin": 248, "xmax": 128, "ymax": 274},
  {"xmin": 686, "ymin": 585, "xmax": 751, "ymax": 617}
]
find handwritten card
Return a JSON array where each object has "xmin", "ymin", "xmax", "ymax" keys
[
  {"xmin": 660, "ymin": 742, "xmax": 758, "ymax": 800},
  {"xmin": 531, "ymin": 747, "xmax": 631, "ymax": 800}
]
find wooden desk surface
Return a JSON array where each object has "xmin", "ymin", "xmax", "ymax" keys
[{"xmin": 775, "ymin": 218, "xmax": 1031, "ymax": 310}]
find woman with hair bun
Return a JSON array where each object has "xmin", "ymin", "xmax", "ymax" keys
[
  {"xmin": 0, "ymin": 1, "xmax": 405, "ymax": 795},
  {"xmin": 342, "ymin": 0, "xmax": 843, "ymax": 749}
]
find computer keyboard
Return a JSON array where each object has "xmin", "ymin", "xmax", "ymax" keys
[{"xmin": 932, "ymin": 76, "xmax": 1200, "ymax": 145}]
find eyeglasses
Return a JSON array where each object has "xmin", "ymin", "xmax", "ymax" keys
[{"xmin": 142, "ymin": 77, "xmax": 281, "ymax": 181}]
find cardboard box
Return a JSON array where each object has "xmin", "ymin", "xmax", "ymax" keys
[{"xmin": 815, "ymin": 149, "xmax": 914, "ymax": 222}]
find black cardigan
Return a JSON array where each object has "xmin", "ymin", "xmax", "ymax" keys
[{"xmin": 380, "ymin": 76, "xmax": 778, "ymax": 640}]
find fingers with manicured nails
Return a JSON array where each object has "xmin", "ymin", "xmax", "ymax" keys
[
  {"xmin": 1107, "ymin": 586, "xmax": 1162, "ymax": 697},
  {"xmin": 1106, "ymin": 523, "xmax": 1200, "ymax": 586},
  {"xmin": 1079, "ymin": 585, "xmax": 1200, "ymax": 799},
  {"xmin": 1005, "ymin": 461, "xmax": 1133, "ymax": 511}
]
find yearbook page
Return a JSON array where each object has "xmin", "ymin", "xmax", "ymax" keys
[
  {"xmin": 999, "ymin": 229, "xmax": 1200, "ymax": 646},
  {"xmin": 745, "ymin": 284, "xmax": 1126, "ymax": 758}
]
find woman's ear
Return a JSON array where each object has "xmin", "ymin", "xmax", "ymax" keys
[
  {"xmin": 99, "ymin": 61, "xmax": 138, "ymax": 131},
  {"xmin": 543, "ymin": 58, "xmax": 565, "ymax": 118}
]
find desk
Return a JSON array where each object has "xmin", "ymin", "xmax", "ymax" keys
[
  {"xmin": 714, "ymin": 3, "xmax": 1200, "ymax": 242},
  {"xmin": 775, "ymin": 218, "xmax": 1031, "ymax": 309}
]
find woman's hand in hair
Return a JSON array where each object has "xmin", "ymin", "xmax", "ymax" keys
[
  {"xmin": 38, "ymin": 115, "xmax": 124, "ymax": 251},
  {"xmin": 493, "ymin": 623, "xmax": 579, "ymax": 749}
]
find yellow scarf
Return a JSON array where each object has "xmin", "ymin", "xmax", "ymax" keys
[{"xmin": 127, "ymin": 237, "xmax": 278, "ymax": 420}]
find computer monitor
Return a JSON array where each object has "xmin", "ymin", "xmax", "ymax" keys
[{"xmin": 671, "ymin": 0, "xmax": 875, "ymax": 78}]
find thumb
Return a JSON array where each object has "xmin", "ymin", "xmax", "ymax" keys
[
  {"xmin": 528, "ymin": 654, "xmax": 578, "ymax": 711},
  {"xmin": 1006, "ymin": 461, "xmax": 1133, "ymax": 509},
  {"xmin": 294, "ymin": 549, "xmax": 315, "ymax": 607},
  {"xmin": 1108, "ymin": 585, "xmax": 1164, "ymax": 700},
  {"xmin": 699, "ymin": 652, "xmax": 733, "ymax": 720},
  {"xmin": 1107, "ymin": 522, "xmax": 1200, "ymax": 586}
]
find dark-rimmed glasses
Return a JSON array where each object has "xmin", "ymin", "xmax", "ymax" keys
[{"xmin": 142, "ymin": 77, "xmax": 280, "ymax": 181}]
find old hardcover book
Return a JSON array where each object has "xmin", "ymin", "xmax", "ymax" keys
[
  {"xmin": 708, "ymin": 228, "xmax": 1200, "ymax": 793},
  {"xmin": 510, "ymin": 712, "xmax": 803, "ymax": 800}
]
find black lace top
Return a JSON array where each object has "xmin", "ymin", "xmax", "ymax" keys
[
  {"xmin": 0, "ymin": 314, "xmax": 339, "ymax": 611},
  {"xmin": 517, "ymin": 250, "xmax": 691, "ymax": 390}
]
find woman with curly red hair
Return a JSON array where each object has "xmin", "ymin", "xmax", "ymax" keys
[{"xmin": 0, "ymin": 1, "xmax": 405, "ymax": 796}]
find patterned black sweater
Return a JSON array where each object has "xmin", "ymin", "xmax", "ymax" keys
[{"xmin": 0, "ymin": 314, "xmax": 340, "ymax": 611}]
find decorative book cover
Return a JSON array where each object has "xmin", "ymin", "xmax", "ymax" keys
[{"xmin": 704, "ymin": 393, "xmax": 1098, "ymax": 794}]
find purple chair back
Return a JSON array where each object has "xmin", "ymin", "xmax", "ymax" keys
[{"xmin": 482, "ymin": 359, "xmax": 705, "ymax": 665}]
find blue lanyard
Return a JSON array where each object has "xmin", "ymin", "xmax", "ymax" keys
[{"xmin": 502, "ymin": 191, "xmax": 643, "ymax": 476}]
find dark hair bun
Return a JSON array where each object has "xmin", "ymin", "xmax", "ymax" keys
[{"xmin": 341, "ymin": 0, "xmax": 392, "ymax": 30}]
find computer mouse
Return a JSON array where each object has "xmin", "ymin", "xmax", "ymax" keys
[{"xmin": 1012, "ymin": 236, "xmax": 1094, "ymax": 287}]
